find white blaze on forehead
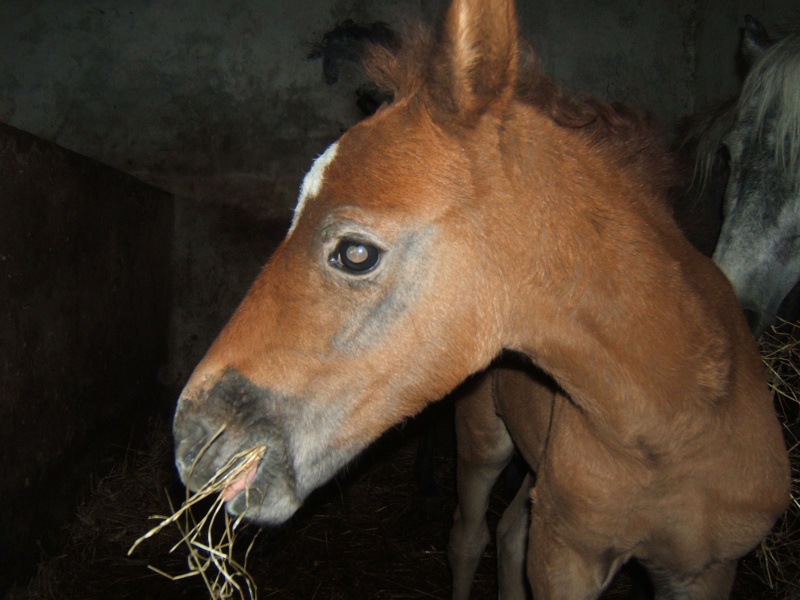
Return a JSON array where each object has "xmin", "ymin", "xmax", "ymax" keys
[{"xmin": 288, "ymin": 141, "xmax": 339, "ymax": 236}]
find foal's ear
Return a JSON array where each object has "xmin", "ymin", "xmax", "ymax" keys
[{"xmin": 431, "ymin": 0, "xmax": 519, "ymax": 119}]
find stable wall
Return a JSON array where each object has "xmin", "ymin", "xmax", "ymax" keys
[
  {"xmin": 4, "ymin": 0, "xmax": 794, "ymax": 222},
  {"xmin": 2, "ymin": 0, "xmax": 797, "ymax": 388},
  {"xmin": 0, "ymin": 123, "xmax": 173, "ymax": 592}
]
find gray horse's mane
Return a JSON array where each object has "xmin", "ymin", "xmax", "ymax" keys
[
  {"xmin": 743, "ymin": 32, "xmax": 800, "ymax": 184},
  {"xmin": 678, "ymin": 98, "xmax": 736, "ymax": 197},
  {"xmin": 683, "ymin": 30, "xmax": 800, "ymax": 194}
]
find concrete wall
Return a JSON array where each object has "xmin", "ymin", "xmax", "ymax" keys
[
  {"xmin": 694, "ymin": 1, "xmax": 800, "ymax": 112},
  {"xmin": 0, "ymin": 0, "xmax": 440, "ymax": 220},
  {"xmin": 1, "ymin": 1, "xmax": 796, "ymax": 444},
  {"xmin": 0, "ymin": 123, "xmax": 173, "ymax": 592},
  {"xmin": 2, "ymin": 0, "xmax": 793, "ymax": 221},
  {"xmin": 6, "ymin": 0, "xmax": 795, "ymax": 388},
  {"xmin": 167, "ymin": 200, "xmax": 287, "ymax": 387}
]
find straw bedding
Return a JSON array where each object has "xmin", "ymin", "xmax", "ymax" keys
[{"xmin": 9, "ymin": 327, "xmax": 800, "ymax": 600}]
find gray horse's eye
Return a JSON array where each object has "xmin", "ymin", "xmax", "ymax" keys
[
  {"xmin": 331, "ymin": 240, "xmax": 381, "ymax": 273},
  {"xmin": 716, "ymin": 143, "xmax": 731, "ymax": 168}
]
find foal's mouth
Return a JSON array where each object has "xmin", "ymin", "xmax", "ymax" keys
[
  {"xmin": 182, "ymin": 436, "xmax": 268, "ymax": 509},
  {"xmin": 220, "ymin": 458, "xmax": 261, "ymax": 503}
]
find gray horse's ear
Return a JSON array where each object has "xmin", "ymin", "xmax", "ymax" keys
[{"xmin": 741, "ymin": 15, "xmax": 773, "ymax": 69}]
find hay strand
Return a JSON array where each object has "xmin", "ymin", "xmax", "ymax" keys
[
  {"xmin": 750, "ymin": 321, "xmax": 800, "ymax": 598},
  {"xmin": 128, "ymin": 425, "xmax": 266, "ymax": 600}
]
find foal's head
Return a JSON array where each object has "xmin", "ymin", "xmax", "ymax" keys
[
  {"xmin": 172, "ymin": 0, "xmax": 678, "ymax": 524},
  {"xmin": 173, "ymin": 0, "xmax": 528, "ymax": 523}
]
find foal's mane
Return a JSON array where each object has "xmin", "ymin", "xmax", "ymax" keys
[
  {"xmin": 681, "ymin": 30, "xmax": 800, "ymax": 192},
  {"xmin": 363, "ymin": 24, "xmax": 683, "ymax": 198}
]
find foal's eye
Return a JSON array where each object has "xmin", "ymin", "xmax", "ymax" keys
[{"xmin": 330, "ymin": 240, "xmax": 381, "ymax": 274}]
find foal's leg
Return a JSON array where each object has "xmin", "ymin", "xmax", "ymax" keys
[
  {"xmin": 496, "ymin": 472, "xmax": 533, "ymax": 600},
  {"xmin": 449, "ymin": 370, "xmax": 515, "ymax": 600},
  {"xmin": 521, "ymin": 402, "xmax": 631, "ymax": 600}
]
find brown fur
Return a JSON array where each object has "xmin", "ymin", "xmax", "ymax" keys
[
  {"xmin": 173, "ymin": 1, "xmax": 790, "ymax": 598},
  {"xmin": 364, "ymin": 21, "xmax": 684, "ymax": 202}
]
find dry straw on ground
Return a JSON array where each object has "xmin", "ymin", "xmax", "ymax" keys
[{"xmin": 751, "ymin": 322, "xmax": 800, "ymax": 598}]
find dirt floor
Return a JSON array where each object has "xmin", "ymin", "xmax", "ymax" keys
[{"xmin": 7, "ymin": 391, "xmax": 798, "ymax": 600}]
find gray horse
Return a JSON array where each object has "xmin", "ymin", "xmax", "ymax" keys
[{"xmin": 681, "ymin": 17, "xmax": 800, "ymax": 337}]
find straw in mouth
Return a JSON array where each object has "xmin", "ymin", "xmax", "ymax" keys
[
  {"xmin": 221, "ymin": 459, "xmax": 260, "ymax": 503},
  {"xmin": 128, "ymin": 428, "xmax": 267, "ymax": 600}
]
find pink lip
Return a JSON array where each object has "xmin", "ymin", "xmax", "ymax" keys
[{"xmin": 220, "ymin": 462, "xmax": 259, "ymax": 503}]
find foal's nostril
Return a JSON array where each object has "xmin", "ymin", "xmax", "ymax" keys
[
  {"xmin": 173, "ymin": 418, "xmax": 217, "ymax": 479},
  {"xmin": 180, "ymin": 445, "xmax": 199, "ymax": 468},
  {"xmin": 175, "ymin": 437, "xmax": 204, "ymax": 478}
]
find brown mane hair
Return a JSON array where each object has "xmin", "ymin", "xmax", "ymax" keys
[{"xmin": 363, "ymin": 25, "xmax": 685, "ymax": 200}]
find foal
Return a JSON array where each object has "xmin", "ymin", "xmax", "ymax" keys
[{"xmin": 173, "ymin": 1, "xmax": 790, "ymax": 598}]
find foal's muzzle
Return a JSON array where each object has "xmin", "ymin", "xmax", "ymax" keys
[{"xmin": 172, "ymin": 369, "xmax": 302, "ymax": 524}]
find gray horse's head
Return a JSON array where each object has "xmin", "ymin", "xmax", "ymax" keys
[{"xmin": 712, "ymin": 18, "xmax": 800, "ymax": 337}]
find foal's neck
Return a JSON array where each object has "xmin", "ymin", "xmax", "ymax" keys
[{"xmin": 497, "ymin": 115, "xmax": 731, "ymax": 442}]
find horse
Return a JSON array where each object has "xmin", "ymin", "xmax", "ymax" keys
[
  {"xmin": 172, "ymin": 1, "xmax": 790, "ymax": 598},
  {"xmin": 449, "ymin": 15, "xmax": 800, "ymax": 598},
  {"xmin": 677, "ymin": 16, "xmax": 800, "ymax": 338}
]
